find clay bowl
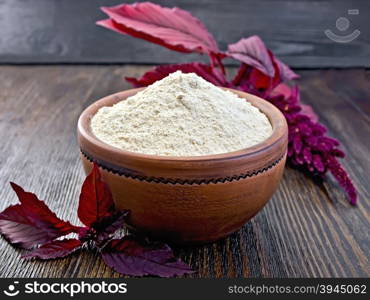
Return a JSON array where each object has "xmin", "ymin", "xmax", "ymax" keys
[{"xmin": 77, "ymin": 88, "xmax": 288, "ymax": 244}]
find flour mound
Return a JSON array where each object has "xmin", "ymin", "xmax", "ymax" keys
[{"xmin": 91, "ymin": 71, "xmax": 272, "ymax": 156}]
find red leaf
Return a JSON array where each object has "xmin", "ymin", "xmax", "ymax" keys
[
  {"xmin": 274, "ymin": 57, "xmax": 300, "ymax": 82},
  {"xmin": 101, "ymin": 236, "xmax": 193, "ymax": 277},
  {"xmin": 78, "ymin": 163, "xmax": 115, "ymax": 227},
  {"xmin": 22, "ymin": 239, "xmax": 82, "ymax": 260},
  {"xmin": 0, "ymin": 183, "xmax": 79, "ymax": 249},
  {"xmin": 126, "ymin": 63, "xmax": 231, "ymax": 87},
  {"xmin": 232, "ymin": 63, "xmax": 276, "ymax": 94},
  {"xmin": 97, "ymin": 2, "xmax": 221, "ymax": 57},
  {"xmin": 250, "ymin": 67, "xmax": 278, "ymax": 91},
  {"xmin": 228, "ymin": 36, "xmax": 275, "ymax": 77},
  {"xmin": 227, "ymin": 36, "xmax": 298, "ymax": 81},
  {"xmin": 93, "ymin": 211, "xmax": 130, "ymax": 245}
]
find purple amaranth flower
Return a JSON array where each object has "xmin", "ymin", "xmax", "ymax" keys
[{"xmin": 267, "ymin": 84, "xmax": 357, "ymax": 205}]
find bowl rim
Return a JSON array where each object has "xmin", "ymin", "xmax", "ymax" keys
[{"xmin": 78, "ymin": 87, "xmax": 287, "ymax": 164}]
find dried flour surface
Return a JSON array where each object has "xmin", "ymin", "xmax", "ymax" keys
[{"xmin": 91, "ymin": 71, "xmax": 272, "ymax": 156}]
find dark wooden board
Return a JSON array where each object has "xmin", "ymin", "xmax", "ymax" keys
[
  {"xmin": 0, "ymin": 0, "xmax": 369, "ymax": 68},
  {"xmin": 0, "ymin": 66, "xmax": 369, "ymax": 278}
]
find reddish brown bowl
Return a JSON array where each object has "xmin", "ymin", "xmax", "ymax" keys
[{"xmin": 77, "ymin": 88, "xmax": 288, "ymax": 244}]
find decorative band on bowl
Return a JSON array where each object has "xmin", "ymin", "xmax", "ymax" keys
[{"xmin": 80, "ymin": 149, "xmax": 285, "ymax": 185}]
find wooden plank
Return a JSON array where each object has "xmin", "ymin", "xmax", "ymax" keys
[
  {"xmin": 0, "ymin": 66, "xmax": 369, "ymax": 278},
  {"xmin": 0, "ymin": 0, "xmax": 369, "ymax": 68}
]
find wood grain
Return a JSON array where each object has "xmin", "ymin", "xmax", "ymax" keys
[
  {"xmin": 0, "ymin": 0, "xmax": 369, "ymax": 68},
  {"xmin": 0, "ymin": 66, "xmax": 369, "ymax": 278}
]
